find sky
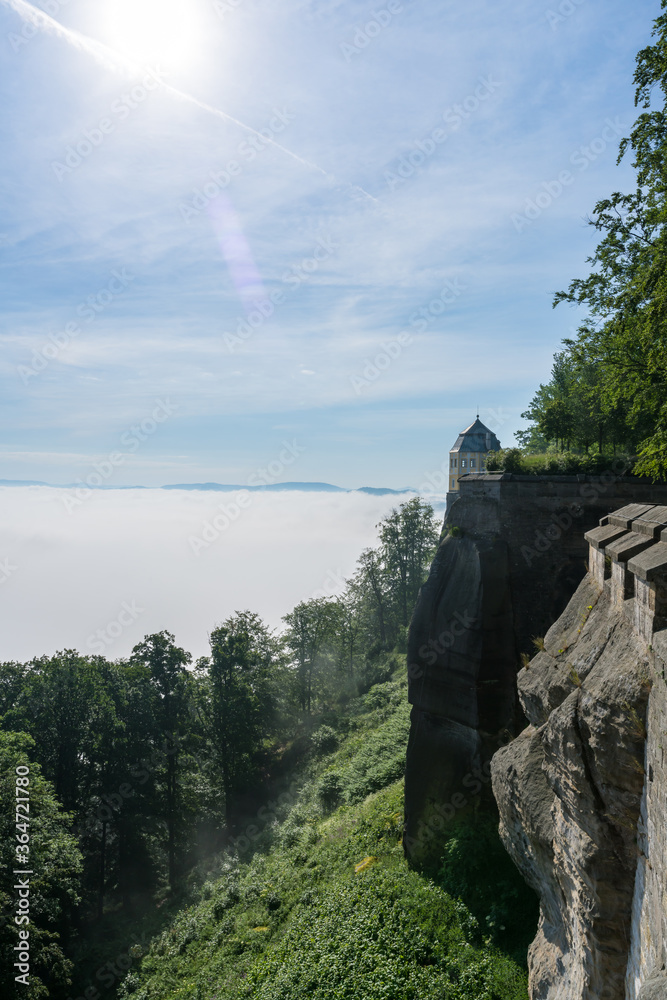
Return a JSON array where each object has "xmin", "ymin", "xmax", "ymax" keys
[{"xmin": 0, "ymin": 0, "xmax": 662, "ymax": 490}]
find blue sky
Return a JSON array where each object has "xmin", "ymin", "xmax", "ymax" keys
[{"xmin": 0, "ymin": 0, "xmax": 660, "ymax": 488}]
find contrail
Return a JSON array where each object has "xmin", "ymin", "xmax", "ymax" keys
[{"xmin": 1, "ymin": 0, "xmax": 378, "ymax": 203}]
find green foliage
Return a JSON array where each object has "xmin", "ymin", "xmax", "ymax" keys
[
  {"xmin": 199, "ymin": 612, "xmax": 279, "ymax": 824},
  {"xmin": 484, "ymin": 448, "xmax": 524, "ymax": 473},
  {"xmin": 0, "ymin": 731, "xmax": 82, "ymax": 999},
  {"xmin": 339, "ymin": 702, "xmax": 411, "ymax": 804},
  {"xmin": 244, "ymin": 867, "xmax": 527, "ymax": 1000},
  {"xmin": 310, "ymin": 725, "xmax": 338, "ymax": 757},
  {"xmin": 438, "ymin": 817, "xmax": 539, "ymax": 966},
  {"xmin": 517, "ymin": 5, "xmax": 667, "ymax": 479},
  {"xmin": 316, "ymin": 771, "xmax": 344, "ymax": 812},
  {"xmin": 485, "ymin": 449, "xmax": 636, "ymax": 476},
  {"xmin": 117, "ymin": 783, "xmax": 528, "ymax": 1000}
]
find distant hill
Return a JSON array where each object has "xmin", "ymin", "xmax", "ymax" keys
[{"xmin": 0, "ymin": 479, "xmax": 416, "ymax": 495}]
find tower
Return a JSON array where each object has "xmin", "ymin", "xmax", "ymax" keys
[{"xmin": 448, "ymin": 414, "xmax": 501, "ymax": 493}]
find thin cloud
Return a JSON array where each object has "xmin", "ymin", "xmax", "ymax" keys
[{"xmin": 0, "ymin": 0, "xmax": 378, "ymax": 203}]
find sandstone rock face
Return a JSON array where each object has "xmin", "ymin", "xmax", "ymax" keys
[
  {"xmin": 405, "ymin": 476, "xmax": 667, "ymax": 870},
  {"xmin": 404, "ymin": 533, "xmax": 515, "ymax": 867},
  {"xmin": 636, "ymin": 972, "xmax": 667, "ymax": 1000},
  {"xmin": 493, "ymin": 575, "xmax": 650, "ymax": 999},
  {"xmin": 625, "ymin": 629, "xmax": 667, "ymax": 998}
]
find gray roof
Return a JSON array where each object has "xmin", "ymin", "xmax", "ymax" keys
[{"xmin": 450, "ymin": 417, "xmax": 501, "ymax": 454}]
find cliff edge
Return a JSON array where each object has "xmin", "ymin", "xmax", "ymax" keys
[{"xmin": 492, "ymin": 503, "xmax": 667, "ymax": 999}]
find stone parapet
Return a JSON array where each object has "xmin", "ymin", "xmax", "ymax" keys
[{"xmin": 586, "ymin": 508, "xmax": 667, "ymax": 639}]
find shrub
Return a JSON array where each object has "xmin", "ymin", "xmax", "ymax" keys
[
  {"xmin": 317, "ymin": 771, "xmax": 344, "ymax": 812},
  {"xmin": 486, "ymin": 449, "xmax": 638, "ymax": 477},
  {"xmin": 438, "ymin": 816, "xmax": 539, "ymax": 966},
  {"xmin": 311, "ymin": 725, "xmax": 338, "ymax": 757}
]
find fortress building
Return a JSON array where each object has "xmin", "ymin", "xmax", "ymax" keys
[{"xmin": 448, "ymin": 415, "xmax": 501, "ymax": 493}]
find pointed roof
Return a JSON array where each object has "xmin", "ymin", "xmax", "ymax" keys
[{"xmin": 450, "ymin": 417, "xmax": 501, "ymax": 454}]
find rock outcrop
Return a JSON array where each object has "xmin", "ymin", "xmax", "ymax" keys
[
  {"xmin": 492, "ymin": 503, "xmax": 667, "ymax": 999},
  {"xmin": 404, "ymin": 474, "xmax": 667, "ymax": 869}
]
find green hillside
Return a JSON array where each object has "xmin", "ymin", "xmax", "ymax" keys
[{"xmin": 117, "ymin": 664, "xmax": 529, "ymax": 1000}]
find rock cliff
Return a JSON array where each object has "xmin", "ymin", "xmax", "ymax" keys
[
  {"xmin": 492, "ymin": 502, "xmax": 667, "ymax": 999},
  {"xmin": 404, "ymin": 473, "xmax": 667, "ymax": 869}
]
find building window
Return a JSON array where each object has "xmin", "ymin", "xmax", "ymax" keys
[
  {"xmin": 451, "ymin": 479, "xmax": 455, "ymax": 489},
  {"xmin": 470, "ymin": 458, "xmax": 475, "ymax": 468},
  {"xmin": 453, "ymin": 459, "xmax": 457, "ymax": 468},
  {"xmin": 461, "ymin": 460, "xmax": 466, "ymax": 468}
]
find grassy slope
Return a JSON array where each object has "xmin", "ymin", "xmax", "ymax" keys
[{"xmin": 118, "ymin": 666, "xmax": 529, "ymax": 1000}]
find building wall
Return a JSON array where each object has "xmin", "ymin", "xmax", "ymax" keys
[{"xmin": 448, "ymin": 449, "xmax": 490, "ymax": 491}]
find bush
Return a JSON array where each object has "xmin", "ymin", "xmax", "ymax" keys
[
  {"xmin": 485, "ymin": 449, "xmax": 637, "ymax": 477},
  {"xmin": 485, "ymin": 447, "xmax": 525, "ymax": 473},
  {"xmin": 317, "ymin": 771, "xmax": 344, "ymax": 812},
  {"xmin": 311, "ymin": 725, "xmax": 338, "ymax": 757}
]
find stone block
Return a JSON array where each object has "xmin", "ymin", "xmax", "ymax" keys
[
  {"xmin": 632, "ymin": 505, "xmax": 667, "ymax": 538},
  {"xmin": 612, "ymin": 560, "xmax": 633, "ymax": 604},
  {"xmin": 628, "ymin": 542, "xmax": 667, "ymax": 582},
  {"xmin": 606, "ymin": 532, "xmax": 655, "ymax": 606},
  {"xmin": 608, "ymin": 503, "xmax": 656, "ymax": 528},
  {"xmin": 590, "ymin": 547, "xmax": 607, "ymax": 589},
  {"xmin": 585, "ymin": 523, "xmax": 629, "ymax": 550}
]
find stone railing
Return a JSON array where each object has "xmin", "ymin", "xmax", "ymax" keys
[{"xmin": 585, "ymin": 503, "xmax": 667, "ymax": 644}]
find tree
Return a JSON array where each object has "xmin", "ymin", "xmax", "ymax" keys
[
  {"xmin": 355, "ymin": 547, "xmax": 390, "ymax": 649},
  {"xmin": 379, "ymin": 497, "xmax": 440, "ymax": 631},
  {"xmin": 552, "ymin": 3, "xmax": 667, "ymax": 478},
  {"xmin": 0, "ymin": 731, "xmax": 82, "ymax": 999},
  {"xmin": 201, "ymin": 612, "xmax": 277, "ymax": 826},
  {"xmin": 282, "ymin": 599, "xmax": 342, "ymax": 714},
  {"xmin": 130, "ymin": 632, "xmax": 191, "ymax": 890},
  {"xmin": 3, "ymin": 652, "xmax": 105, "ymax": 814}
]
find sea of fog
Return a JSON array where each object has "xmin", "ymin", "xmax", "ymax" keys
[{"xmin": 0, "ymin": 486, "xmax": 446, "ymax": 663}]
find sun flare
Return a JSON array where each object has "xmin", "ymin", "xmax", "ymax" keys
[{"xmin": 99, "ymin": 0, "xmax": 204, "ymax": 74}]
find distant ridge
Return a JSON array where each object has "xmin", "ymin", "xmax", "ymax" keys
[{"xmin": 0, "ymin": 478, "xmax": 416, "ymax": 496}]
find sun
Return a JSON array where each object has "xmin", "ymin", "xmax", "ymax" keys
[{"xmin": 99, "ymin": 0, "xmax": 204, "ymax": 75}]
